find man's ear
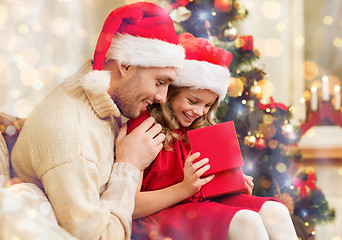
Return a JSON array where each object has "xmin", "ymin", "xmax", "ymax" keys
[{"xmin": 118, "ymin": 63, "xmax": 130, "ymax": 77}]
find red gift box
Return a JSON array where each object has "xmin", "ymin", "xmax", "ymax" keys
[{"xmin": 187, "ymin": 121, "xmax": 246, "ymax": 199}]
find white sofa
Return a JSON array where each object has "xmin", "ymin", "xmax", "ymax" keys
[{"xmin": 0, "ymin": 112, "xmax": 76, "ymax": 239}]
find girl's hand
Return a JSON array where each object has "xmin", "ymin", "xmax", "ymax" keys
[
  {"xmin": 244, "ymin": 174, "xmax": 254, "ymax": 195},
  {"xmin": 181, "ymin": 152, "xmax": 215, "ymax": 196}
]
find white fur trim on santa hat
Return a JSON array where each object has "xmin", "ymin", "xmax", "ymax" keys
[
  {"xmin": 106, "ymin": 33, "xmax": 185, "ymax": 69},
  {"xmin": 80, "ymin": 70, "xmax": 111, "ymax": 95},
  {"xmin": 173, "ymin": 60, "xmax": 230, "ymax": 101}
]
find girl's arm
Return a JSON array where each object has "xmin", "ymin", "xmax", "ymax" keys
[{"xmin": 133, "ymin": 152, "xmax": 214, "ymax": 219}]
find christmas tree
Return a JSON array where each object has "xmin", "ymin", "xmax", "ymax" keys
[{"xmin": 157, "ymin": 0, "xmax": 335, "ymax": 232}]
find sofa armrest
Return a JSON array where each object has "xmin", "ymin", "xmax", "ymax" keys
[
  {"xmin": 0, "ymin": 112, "xmax": 25, "ymax": 157},
  {"xmin": 0, "ymin": 133, "xmax": 10, "ymax": 187},
  {"xmin": 0, "ymin": 112, "xmax": 25, "ymax": 187}
]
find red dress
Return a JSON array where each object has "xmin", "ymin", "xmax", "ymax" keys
[{"xmin": 128, "ymin": 112, "xmax": 280, "ymax": 240}]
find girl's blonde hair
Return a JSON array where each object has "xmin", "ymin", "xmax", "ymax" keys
[{"xmin": 148, "ymin": 85, "xmax": 219, "ymax": 150}]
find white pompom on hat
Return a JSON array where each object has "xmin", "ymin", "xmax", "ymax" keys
[
  {"xmin": 173, "ymin": 33, "xmax": 233, "ymax": 101},
  {"xmin": 81, "ymin": 2, "xmax": 185, "ymax": 94}
]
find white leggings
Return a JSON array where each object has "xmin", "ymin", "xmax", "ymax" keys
[{"xmin": 227, "ymin": 201, "xmax": 298, "ymax": 240}]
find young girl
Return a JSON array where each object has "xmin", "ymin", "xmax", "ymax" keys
[{"xmin": 127, "ymin": 33, "xmax": 297, "ymax": 240}]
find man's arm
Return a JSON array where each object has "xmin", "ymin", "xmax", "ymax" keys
[{"xmin": 41, "ymin": 157, "xmax": 140, "ymax": 240}]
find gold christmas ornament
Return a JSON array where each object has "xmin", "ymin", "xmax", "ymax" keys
[
  {"xmin": 257, "ymin": 80, "xmax": 274, "ymax": 99},
  {"xmin": 258, "ymin": 122, "xmax": 276, "ymax": 140},
  {"xmin": 244, "ymin": 135, "xmax": 256, "ymax": 148},
  {"xmin": 227, "ymin": 77, "xmax": 244, "ymax": 97}
]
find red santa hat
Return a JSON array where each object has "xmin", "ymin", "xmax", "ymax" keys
[
  {"xmin": 172, "ymin": 33, "xmax": 233, "ymax": 101},
  {"xmin": 81, "ymin": 2, "xmax": 185, "ymax": 95},
  {"xmin": 94, "ymin": 2, "xmax": 184, "ymax": 70}
]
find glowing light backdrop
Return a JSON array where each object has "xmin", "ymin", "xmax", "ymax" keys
[
  {"xmin": 0, "ymin": 0, "xmax": 125, "ymax": 117},
  {"xmin": 0, "ymin": 0, "xmax": 341, "ymax": 239}
]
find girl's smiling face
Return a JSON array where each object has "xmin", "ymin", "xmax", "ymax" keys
[{"xmin": 170, "ymin": 87, "xmax": 218, "ymax": 127}]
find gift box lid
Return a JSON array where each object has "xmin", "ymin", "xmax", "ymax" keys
[{"xmin": 187, "ymin": 121, "xmax": 244, "ymax": 176}]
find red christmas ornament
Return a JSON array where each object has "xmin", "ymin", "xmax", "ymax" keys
[
  {"xmin": 255, "ymin": 138, "xmax": 266, "ymax": 150},
  {"xmin": 214, "ymin": 0, "xmax": 232, "ymax": 12},
  {"xmin": 236, "ymin": 35, "xmax": 254, "ymax": 51}
]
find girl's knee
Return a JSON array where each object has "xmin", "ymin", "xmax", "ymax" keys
[
  {"xmin": 260, "ymin": 201, "xmax": 291, "ymax": 216},
  {"xmin": 229, "ymin": 210, "xmax": 269, "ymax": 240},
  {"xmin": 231, "ymin": 210, "xmax": 264, "ymax": 226}
]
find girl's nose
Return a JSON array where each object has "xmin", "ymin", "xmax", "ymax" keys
[{"xmin": 193, "ymin": 106, "xmax": 205, "ymax": 117}]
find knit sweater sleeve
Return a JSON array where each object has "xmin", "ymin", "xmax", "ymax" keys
[{"xmin": 41, "ymin": 159, "xmax": 140, "ymax": 240}]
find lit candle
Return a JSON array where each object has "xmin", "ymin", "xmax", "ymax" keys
[
  {"xmin": 334, "ymin": 85, "xmax": 341, "ymax": 110},
  {"xmin": 300, "ymin": 97, "xmax": 306, "ymax": 120},
  {"xmin": 322, "ymin": 76, "xmax": 329, "ymax": 101},
  {"xmin": 311, "ymin": 86, "xmax": 318, "ymax": 111}
]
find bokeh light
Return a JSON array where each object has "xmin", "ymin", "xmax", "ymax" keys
[
  {"xmin": 333, "ymin": 37, "xmax": 342, "ymax": 48},
  {"xmin": 303, "ymin": 90, "xmax": 311, "ymax": 101},
  {"xmin": 275, "ymin": 22, "xmax": 285, "ymax": 32},
  {"xmin": 38, "ymin": 67, "xmax": 54, "ymax": 85},
  {"xmin": 10, "ymin": 89, "xmax": 21, "ymax": 99},
  {"xmin": 14, "ymin": 98, "xmax": 33, "ymax": 118},
  {"xmin": 305, "ymin": 128, "xmax": 316, "ymax": 138},
  {"xmin": 78, "ymin": 28, "xmax": 88, "ymax": 38},
  {"xmin": 5, "ymin": 125, "xmax": 16, "ymax": 136},
  {"xmin": 275, "ymin": 162, "xmax": 287, "ymax": 173},
  {"xmin": 327, "ymin": 75, "xmax": 341, "ymax": 93},
  {"xmin": 258, "ymin": 122, "xmax": 276, "ymax": 140},
  {"xmin": 302, "ymin": 61, "xmax": 319, "ymax": 80},
  {"xmin": 338, "ymin": 168, "xmax": 342, "ymax": 176},
  {"xmin": 263, "ymin": 114, "xmax": 274, "ymax": 124},
  {"xmin": 257, "ymin": 80, "xmax": 274, "ymax": 99},
  {"xmin": 305, "ymin": 166, "xmax": 315, "ymax": 175},
  {"xmin": 21, "ymin": 67, "xmax": 39, "ymax": 86},
  {"xmin": 11, "ymin": 2, "xmax": 30, "ymax": 19},
  {"xmin": 296, "ymin": 35, "xmax": 305, "ymax": 46},
  {"xmin": 0, "ymin": 5, "xmax": 8, "ymax": 25},
  {"xmin": 22, "ymin": 48, "xmax": 40, "ymax": 67},
  {"xmin": 33, "ymin": 81, "xmax": 44, "ymax": 91},
  {"xmin": 32, "ymin": 22, "xmax": 42, "ymax": 32},
  {"xmin": 244, "ymin": 0, "xmax": 254, "ymax": 10},
  {"xmin": 268, "ymin": 139, "xmax": 278, "ymax": 149},
  {"xmin": 261, "ymin": 179, "xmax": 271, "ymax": 189},
  {"xmin": 18, "ymin": 24, "xmax": 29, "ymax": 34},
  {"xmin": 227, "ymin": 77, "xmax": 244, "ymax": 97},
  {"xmin": 50, "ymin": 17, "xmax": 70, "ymax": 36},
  {"xmin": 262, "ymin": 1, "xmax": 282, "ymax": 19},
  {"xmin": 148, "ymin": 230, "xmax": 159, "ymax": 240},
  {"xmin": 323, "ymin": 15, "xmax": 333, "ymax": 25},
  {"xmin": 264, "ymin": 38, "xmax": 283, "ymax": 57}
]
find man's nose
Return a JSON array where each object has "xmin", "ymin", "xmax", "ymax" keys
[{"xmin": 155, "ymin": 86, "xmax": 168, "ymax": 104}]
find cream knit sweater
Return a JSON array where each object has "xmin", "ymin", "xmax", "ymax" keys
[{"xmin": 11, "ymin": 61, "xmax": 141, "ymax": 240}]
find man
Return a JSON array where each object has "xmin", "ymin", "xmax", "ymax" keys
[{"xmin": 10, "ymin": 2, "xmax": 184, "ymax": 239}]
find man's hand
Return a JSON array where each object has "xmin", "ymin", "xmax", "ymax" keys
[
  {"xmin": 244, "ymin": 174, "xmax": 254, "ymax": 195},
  {"xmin": 115, "ymin": 117, "xmax": 165, "ymax": 171}
]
